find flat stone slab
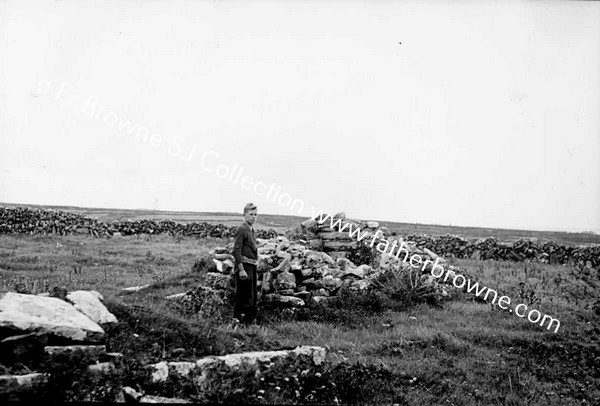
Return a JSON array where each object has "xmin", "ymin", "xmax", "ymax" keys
[
  {"xmin": 66, "ymin": 291, "xmax": 118, "ymax": 325},
  {"xmin": 0, "ymin": 292, "xmax": 105, "ymax": 343},
  {"xmin": 150, "ymin": 345, "xmax": 326, "ymax": 383},
  {"xmin": 44, "ymin": 345, "xmax": 107, "ymax": 357},
  {"xmin": 121, "ymin": 284, "xmax": 151, "ymax": 293},
  {"xmin": 165, "ymin": 292, "xmax": 187, "ymax": 300},
  {"xmin": 123, "ymin": 387, "xmax": 192, "ymax": 404}
]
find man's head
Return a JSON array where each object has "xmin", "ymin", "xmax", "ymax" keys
[{"xmin": 243, "ymin": 203, "xmax": 258, "ymax": 225}]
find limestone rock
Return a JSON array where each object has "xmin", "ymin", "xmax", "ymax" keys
[
  {"xmin": 44, "ymin": 345, "xmax": 107, "ymax": 360},
  {"xmin": 312, "ymin": 296, "xmax": 335, "ymax": 304},
  {"xmin": 263, "ymin": 294, "xmax": 305, "ymax": 307},
  {"xmin": 350, "ymin": 279, "xmax": 370, "ymax": 291},
  {"xmin": 323, "ymin": 240, "xmax": 358, "ymax": 250},
  {"xmin": 290, "ymin": 258, "xmax": 303, "ymax": 271},
  {"xmin": 272, "ymin": 257, "xmax": 291, "ymax": 274},
  {"xmin": 274, "ymin": 270, "xmax": 296, "ymax": 290},
  {"xmin": 165, "ymin": 292, "xmax": 187, "ymax": 300},
  {"xmin": 0, "ymin": 292, "xmax": 105, "ymax": 343},
  {"xmin": 257, "ymin": 254, "xmax": 273, "ymax": 272},
  {"xmin": 356, "ymin": 264, "xmax": 374, "ymax": 276},
  {"xmin": 150, "ymin": 346, "xmax": 325, "ymax": 383},
  {"xmin": 300, "ymin": 268, "xmax": 313, "ymax": 278},
  {"xmin": 341, "ymin": 269, "xmax": 365, "ymax": 280},
  {"xmin": 336, "ymin": 257, "xmax": 356, "ymax": 271},
  {"xmin": 121, "ymin": 284, "xmax": 151, "ymax": 293},
  {"xmin": 0, "ymin": 373, "xmax": 49, "ymax": 395},
  {"xmin": 306, "ymin": 250, "xmax": 336, "ymax": 267},
  {"xmin": 66, "ymin": 290, "xmax": 118, "ymax": 325},
  {"xmin": 292, "ymin": 291, "xmax": 311, "ymax": 300},
  {"xmin": 321, "ymin": 276, "xmax": 342, "ymax": 292}
]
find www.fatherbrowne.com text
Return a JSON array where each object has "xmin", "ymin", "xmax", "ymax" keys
[{"xmin": 311, "ymin": 212, "xmax": 561, "ymax": 333}]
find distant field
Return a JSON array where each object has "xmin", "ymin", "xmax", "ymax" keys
[{"xmin": 2, "ymin": 202, "xmax": 599, "ymax": 245}]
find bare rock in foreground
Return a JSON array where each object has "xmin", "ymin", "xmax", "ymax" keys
[
  {"xmin": 66, "ymin": 290, "xmax": 118, "ymax": 325},
  {"xmin": 0, "ymin": 292, "xmax": 105, "ymax": 343}
]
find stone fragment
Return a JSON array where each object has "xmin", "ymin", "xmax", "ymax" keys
[
  {"xmin": 336, "ymin": 257, "xmax": 356, "ymax": 271},
  {"xmin": 263, "ymin": 294, "xmax": 305, "ymax": 307},
  {"xmin": 261, "ymin": 272, "xmax": 273, "ymax": 294},
  {"xmin": 122, "ymin": 386, "xmax": 144, "ymax": 402},
  {"xmin": 292, "ymin": 291, "xmax": 311, "ymax": 300},
  {"xmin": 87, "ymin": 362, "xmax": 114, "ymax": 374},
  {"xmin": 341, "ymin": 269, "xmax": 365, "ymax": 280},
  {"xmin": 66, "ymin": 290, "xmax": 118, "ymax": 325},
  {"xmin": 257, "ymin": 254, "xmax": 273, "ymax": 272},
  {"xmin": 212, "ymin": 259, "xmax": 223, "ymax": 273},
  {"xmin": 312, "ymin": 288, "xmax": 329, "ymax": 297},
  {"xmin": 350, "ymin": 280, "xmax": 370, "ymax": 291},
  {"xmin": 290, "ymin": 258, "xmax": 303, "ymax": 271},
  {"xmin": 319, "ymin": 232, "xmax": 353, "ymax": 240},
  {"xmin": 356, "ymin": 264, "xmax": 374, "ymax": 276},
  {"xmin": 272, "ymin": 257, "xmax": 291, "ymax": 274},
  {"xmin": 165, "ymin": 293, "xmax": 187, "ymax": 300},
  {"xmin": 300, "ymin": 269, "xmax": 313, "ymax": 278},
  {"xmin": 150, "ymin": 346, "xmax": 326, "ymax": 383},
  {"xmin": 321, "ymin": 276, "xmax": 342, "ymax": 292},
  {"xmin": 306, "ymin": 250, "xmax": 336, "ymax": 267},
  {"xmin": 323, "ymin": 241, "xmax": 357, "ymax": 250},
  {"xmin": 222, "ymin": 259, "xmax": 234, "ymax": 273},
  {"xmin": 0, "ymin": 373, "xmax": 49, "ymax": 395},
  {"xmin": 312, "ymin": 296, "xmax": 335, "ymax": 304},
  {"xmin": 274, "ymin": 270, "xmax": 296, "ymax": 290},
  {"xmin": 366, "ymin": 221, "xmax": 379, "ymax": 229},
  {"xmin": 213, "ymin": 247, "xmax": 229, "ymax": 255},
  {"xmin": 121, "ymin": 284, "xmax": 151, "ymax": 293},
  {"xmin": 140, "ymin": 394, "xmax": 192, "ymax": 403},
  {"xmin": 0, "ymin": 292, "xmax": 105, "ymax": 343},
  {"xmin": 44, "ymin": 345, "xmax": 107, "ymax": 359}
]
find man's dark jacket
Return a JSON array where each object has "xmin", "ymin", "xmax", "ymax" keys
[{"xmin": 232, "ymin": 221, "xmax": 258, "ymax": 273}]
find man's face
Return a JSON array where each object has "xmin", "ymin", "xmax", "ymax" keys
[{"xmin": 244, "ymin": 209, "xmax": 258, "ymax": 225}]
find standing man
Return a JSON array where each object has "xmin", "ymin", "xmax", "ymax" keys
[{"xmin": 232, "ymin": 203, "xmax": 259, "ymax": 324}]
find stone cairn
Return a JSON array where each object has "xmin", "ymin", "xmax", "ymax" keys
[{"xmin": 204, "ymin": 212, "xmax": 456, "ymax": 308}]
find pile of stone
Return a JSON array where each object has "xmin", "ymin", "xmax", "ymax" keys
[
  {"xmin": 207, "ymin": 235, "xmax": 376, "ymax": 307},
  {"xmin": 0, "ymin": 290, "xmax": 121, "ymax": 400},
  {"xmin": 299, "ymin": 215, "xmax": 384, "ymax": 260},
  {"xmin": 405, "ymin": 234, "xmax": 600, "ymax": 271},
  {"xmin": 0, "ymin": 206, "xmax": 278, "ymax": 240},
  {"xmin": 204, "ymin": 213, "xmax": 456, "ymax": 308}
]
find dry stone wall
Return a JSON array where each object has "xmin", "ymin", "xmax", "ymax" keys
[{"xmin": 0, "ymin": 207, "xmax": 277, "ymax": 240}]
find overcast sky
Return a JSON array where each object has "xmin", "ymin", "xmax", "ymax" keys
[{"xmin": 1, "ymin": 0, "xmax": 599, "ymax": 233}]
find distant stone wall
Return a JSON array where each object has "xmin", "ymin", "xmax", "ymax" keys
[
  {"xmin": 293, "ymin": 212, "xmax": 600, "ymax": 271},
  {"xmin": 0, "ymin": 207, "xmax": 278, "ymax": 240},
  {"xmin": 405, "ymin": 234, "xmax": 600, "ymax": 270}
]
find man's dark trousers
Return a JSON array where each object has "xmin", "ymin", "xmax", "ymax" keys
[{"xmin": 234, "ymin": 263, "xmax": 257, "ymax": 324}]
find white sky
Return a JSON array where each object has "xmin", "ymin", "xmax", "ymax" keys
[{"xmin": 1, "ymin": 0, "xmax": 599, "ymax": 233}]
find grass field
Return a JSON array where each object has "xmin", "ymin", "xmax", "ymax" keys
[{"xmin": 0, "ymin": 209, "xmax": 599, "ymax": 404}]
